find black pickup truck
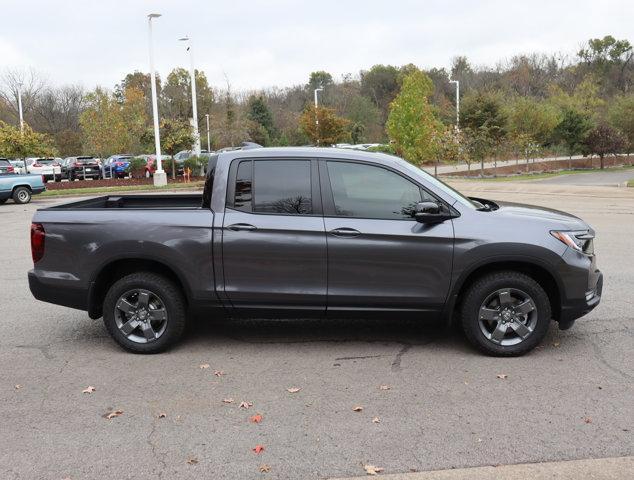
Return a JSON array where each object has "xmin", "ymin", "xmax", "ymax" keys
[{"xmin": 28, "ymin": 147, "xmax": 602, "ymax": 355}]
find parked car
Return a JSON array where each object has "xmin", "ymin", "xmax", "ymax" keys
[
  {"xmin": 28, "ymin": 147, "xmax": 602, "ymax": 356},
  {"xmin": 9, "ymin": 160, "xmax": 27, "ymax": 174},
  {"xmin": 102, "ymin": 155, "xmax": 132, "ymax": 179},
  {"xmin": 143, "ymin": 154, "xmax": 174, "ymax": 178},
  {"xmin": 26, "ymin": 158, "xmax": 62, "ymax": 182},
  {"xmin": 1, "ymin": 172, "xmax": 45, "ymax": 204},
  {"xmin": 0, "ymin": 158, "xmax": 15, "ymax": 174},
  {"xmin": 66, "ymin": 156, "xmax": 101, "ymax": 181}
]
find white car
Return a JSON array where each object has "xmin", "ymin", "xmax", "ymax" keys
[
  {"xmin": 26, "ymin": 157, "xmax": 62, "ymax": 182},
  {"xmin": 9, "ymin": 160, "xmax": 27, "ymax": 174}
]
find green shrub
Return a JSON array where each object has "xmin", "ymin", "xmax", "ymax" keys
[
  {"xmin": 127, "ymin": 157, "xmax": 147, "ymax": 178},
  {"xmin": 367, "ymin": 144, "xmax": 396, "ymax": 155}
]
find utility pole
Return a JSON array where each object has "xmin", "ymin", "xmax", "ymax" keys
[
  {"xmin": 147, "ymin": 13, "xmax": 167, "ymax": 186},
  {"xmin": 449, "ymin": 80, "xmax": 460, "ymax": 130},
  {"xmin": 17, "ymin": 82, "xmax": 24, "ymax": 134},
  {"xmin": 314, "ymin": 87, "xmax": 323, "ymax": 145},
  {"xmin": 205, "ymin": 114, "xmax": 211, "ymax": 152},
  {"xmin": 179, "ymin": 36, "xmax": 201, "ymax": 155}
]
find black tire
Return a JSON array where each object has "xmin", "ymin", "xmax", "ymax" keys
[
  {"xmin": 55, "ymin": 175, "xmax": 62, "ymax": 183},
  {"xmin": 103, "ymin": 272, "xmax": 187, "ymax": 354},
  {"xmin": 12, "ymin": 186, "xmax": 32, "ymax": 204},
  {"xmin": 68, "ymin": 172, "xmax": 74, "ymax": 181},
  {"xmin": 460, "ymin": 271, "xmax": 551, "ymax": 356}
]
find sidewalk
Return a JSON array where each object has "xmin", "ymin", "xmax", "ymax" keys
[{"xmin": 330, "ymin": 456, "xmax": 634, "ymax": 480}]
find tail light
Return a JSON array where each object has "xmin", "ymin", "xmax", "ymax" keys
[
  {"xmin": 115, "ymin": 162, "xmax": 124, "ymax": 166},
  {"xmin": 7, "ymin": 165, "xmax": 14, "ymax": 173},
  {"xmin": 33, "ymin": 162, "xmax": 43, "ymax": 167},
  {"xmin": 73, "ymin": 162, "xmax": 83, "ymax": 168},
  {"xmin": 31, "ymin": 223, "xmax": 45, "ymax": 263}
]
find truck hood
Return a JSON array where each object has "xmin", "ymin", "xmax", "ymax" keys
[{"xmin": 492, "ymin": 200, "xmax": 589, "ymax": 230}]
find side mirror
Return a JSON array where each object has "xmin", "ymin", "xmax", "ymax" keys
[{"xmin": 414, "ymin": 201, "xmax": 451, "ymax": 224}]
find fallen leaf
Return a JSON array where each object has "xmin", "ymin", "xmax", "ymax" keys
[
  {"xmin": 158, "ymin": 412, "xmax": 166, "ymax": 419},
  {"xmin": 379, "ymin": 385, "xmax": 390, "ymax": 390},
  {"xmin": 259, "ymin": 464, "xmax": 271, "ymax": 473},
  {"xmin": 199, "ymin": 364, "xmax": 210, "ymax": 369},
  {"xmin": 105, "ymin": 409, "xmax": 123, "ymax": 420},
  {"xmin": 553, "ymin": 341, "xmax": 561, "ymax": 347},
  {"xmin": 496, "ymin": 374, "xmax": 508, "ymax": 379},
  {"xmin": 82, "ymin": 386, "xmax": 96, "ymax": 394},
  {"xmin": 352, "ymin": 405, "xmax": 364, "ymax": 412},
  {"xmin": 252, "ymin": 445, "xmax": 265, "ymax": 454},
  {"xmin": 239, "ymin": 401, "xmax": 253, "ymax": 409},
  {"xmin": 214, "ymin": 370, "xmax": 225, "ymax": 377},
  {"xmin": 286, "ymin": 387, "xmax": 301, "ymax": 393},
  {"xmin": 186, "ymin": 457, "xmax": 198, "ymax": 465},
  {"xmin": 250, "ymin": 413, "xmax": 263, "ymax": 423},
  {"xmin": 14, "ymin": 384, "xmax": 22, "ymax": 390},
  {"xmin": 583, "ymin": 417, "xmax": 592, "ymax": 424},
  {"xmin": 364, "ymin": 464, "xmax": 384, "ymax": 475},
  {"xmin": 222, "ymin": 398, "xmax": 234, "ymax": 404},
  {"xmin": 372, "ymin": 417, "xmax": 380, "ymax": 424}
]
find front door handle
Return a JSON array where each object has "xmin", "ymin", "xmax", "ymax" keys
[
  {"xmin": 226, "ymin": 223, "xmax": 257, "ymax": 232},
  {"xmin": 329, "ymin": 227, "xmax": 361, "ymax": 238}
]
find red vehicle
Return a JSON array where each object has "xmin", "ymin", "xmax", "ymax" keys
[{"xmin": 144, "ymin": 154, "xmax": 174, "ymax": 178}]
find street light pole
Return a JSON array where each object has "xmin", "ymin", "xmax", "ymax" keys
[
  {"xmin": 17, "ymin": 82, "xmax": 24, "ymax": 134},
  {"xmin": 179, "ymin": 36, "xmax": 201, "ymax": 156},
  {"xmin": 148, "ymin": 13, "xmax": 167, "ymax": 186},
  {"xmin": 205, "ymin": 114, "xmax": 211, "ymax": 152},
  {"xmin": 449, "ymin": 80, "xmax": 460, "ymax": 130},
  {"xmin": 314, "ymin": 87, "xmax": 323, "ymax": 145}
]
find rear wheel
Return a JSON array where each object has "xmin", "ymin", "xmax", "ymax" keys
[
  {"xmin": 460, "ymin": 271, "xmax": 551, "ymax": 356},
  {"xmin": 103, "ymin": 272, "xmax": 187, "ymax": 354},
  {"xmin": 12, "ymin": 186, "xmax": 32, "ymax": 204}
]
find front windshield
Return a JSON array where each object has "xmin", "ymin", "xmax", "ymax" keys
[{"xmin": 394, "ymin": 158, "xmax": 478, "ymax": 209}]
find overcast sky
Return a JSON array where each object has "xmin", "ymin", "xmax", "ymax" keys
[{"xmin": 1, "ymin": 0, "xmax": 632, "ymax": 91}]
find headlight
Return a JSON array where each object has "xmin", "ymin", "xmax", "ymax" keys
[{"xmin": 550, "ymin": 230, "xmax": 594, "ymax": 254}]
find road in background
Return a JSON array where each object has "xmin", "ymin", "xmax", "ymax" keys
[
  {"xmin": 525, "ymin": 167, "xmax": 634, "ymax": 186},
  {"xmin": 1, "ymin": 184, "xmax": 632, "ymax": 480}
]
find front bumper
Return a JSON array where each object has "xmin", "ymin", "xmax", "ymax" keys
[{"xmin": 558, "ymin": 271, "xmax": 603, "ymax": 330}]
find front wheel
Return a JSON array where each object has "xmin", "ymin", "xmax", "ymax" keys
[
  {"xmin": 13, "ymin": 186, "xmax": 32, "ymax": 204},
  {"xmin": 460, "ymin": 271, "xmax": 551, "ymax": 356},
  {"xmin": 103, "ymin": 272, "xmax": 187, "ymax": 354}
]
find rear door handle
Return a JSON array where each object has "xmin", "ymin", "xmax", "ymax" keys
[
  {"xmin": 226, "ymin": 223, "xmax": 257, "ymax": 232},
  {"xmin": 329, "ymin": 227, "xmax": 361, "ymax": 238}
]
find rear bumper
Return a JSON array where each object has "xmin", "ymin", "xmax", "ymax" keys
[
  {"xmin": 558, "ymin": 271, "xmax": 603, "ymax": 330},
  {"xmin": 28, "ymin": 270, "xmax": 88, "ymax": 311}
]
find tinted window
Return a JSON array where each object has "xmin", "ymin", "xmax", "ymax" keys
[
  {"xmin": 0, "ymin": 160, "xmax": 9, "ymax": 167},
  {"xmin": 234, "ymin": 161, "xmax": 252, "ymax": 211},
  {"xmin": 253, "ymin": 160, "xmax": 312, "ymax": 215},
  {"xmin": 327, "ymin": 161, "xmax": 431, "ymax": 220}
]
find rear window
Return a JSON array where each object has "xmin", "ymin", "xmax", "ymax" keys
[
  {"xmin": 37, "ymin": 158, "xmax": 56, "ymax": 165},
  {"xmin": 0, "ymin": 159, "xmax": 10, "ymax": 167}
]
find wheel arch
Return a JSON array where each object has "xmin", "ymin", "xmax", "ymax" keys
[
  {"xmin": 444, "ymin": 257, "xmax": 563, "ymax": 327},
  {"xmin": 12, "ymin": 183, "xmax": 33, "ymax": 193},
  {"xmin": 88, "ymin": 257, "xmax": 190, "ymax": 319}
]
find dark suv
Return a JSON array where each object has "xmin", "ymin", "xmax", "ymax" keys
[{"xmin": 66, "ymin": 156, "xmax": 101, "ymax": 181}]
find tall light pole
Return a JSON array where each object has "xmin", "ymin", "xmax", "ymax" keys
[
  {"xmin": 148, "ymin": 13, "xmax": 167, "ymax": 186},
  {"xmin": 449, "ymin": 80, "xmax": 460, "ymax": 130},
  {"xmin": 314, "ymin": 87, "xmax": 323, "ymax": 145},
  {"xmin": 17, "ymin": 82, "xmax": 24, "ymax": 134},
  {"xmin": 179, "ymin": 36, "xmax": 201, "ymax": 156},
  {"xmin": 205, "ymin": 114, "xmax": 211, "ymax": 152}
]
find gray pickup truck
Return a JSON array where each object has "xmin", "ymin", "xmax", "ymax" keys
[{"xmin": 28, "ymin": 147, "xmax": 602, "ymax": 356}]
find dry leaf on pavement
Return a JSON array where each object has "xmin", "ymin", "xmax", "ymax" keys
[
  {"xmin": 372, "ymin": 417, "xmax": 380, "ymax": 423},
  {"xmin": 286, "ymin": 387, "xmax": 301, "ymax": 393},
  {"xmin": 250, "ymin": 413, "xmax": 263, "ymax": 423},
  {"xmin": 259, "ymin": 464, "xmax": 271, "ymax": 473},
  {"xmin": 583, "ymin": 417, "xmax": 593, "ymax": 424},
  {"xmin": 553, "ymin": 341, "xmax": 561, "ymax": 347},
  {"xmin": 252, "ymin": 445, "xmax": 265, "ymax": 454},
  {"xmin": 239, "ymin": 401, "xmax": 253, "ymax": 409},
  {"xmin": 82, "ymin": 386, "xmax": 96, "ymax": 394},
  {"xmin": 105, "ymin": 409, "xmax": 123, "ymax": 419},
  {"xmin": 187, "ymin": 457, "xmax": 198, "ymax": 465},
  {"xmin": 496, "ymin": 374, "xmax": 508, "ymax": 379},
  {"xmin": 199, "ymin": 364, "xmax": 210, "ymax": 369},
  {"xmin": 14, "ymin": 384, "xmax": 22, "ymax": 390},
  {"xmin": 222, "ymin": 398, "xmax": 234, "ymax": 404},
  {"xmin": 158, "ymin": 412, "xmax": 166, "ymax": 419},
  {"xmin": 379, "ymin": 385, "xmax": 391, "ymax": 390},
  {"xmin": 364, "ymin": 464, "xmax": 384, "ymax": 475},
  {"xmin": 352, "ymin": 405, "xmax": 364, "ymax": 412},
  {"xmin": 214, "ymin": 370, "xmax": 225, "ymax": 377}
]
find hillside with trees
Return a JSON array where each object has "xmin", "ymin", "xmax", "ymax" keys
[{"xmin": 0, "ymin": 35, "xmax": 632, "ymax": 168}]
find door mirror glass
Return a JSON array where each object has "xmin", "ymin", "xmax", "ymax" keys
[{"xmin": 414, "ymin": 201, "xmax": 451, "ymax": 223}]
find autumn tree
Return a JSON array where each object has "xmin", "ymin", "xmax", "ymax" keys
[
  {"xmin": 608, "ymin": 95, "xmax": 634, "ymax": 152},
  {"xmin": 246, "ymin": 95, "xmax": 276, "ymax": 146},
  {"xmin": 307, "ymin": 71, "xmax": 334, "ymax": 91},
  {"xmin": 142, "ymin": 118, "xmax": 194, "ymax": 178},
  {"xmin": 553, "ymin": 108, "xmax": 593, "ymax": 167},
  {"xmin": 386, "ymin": 70, "xmax": 442, "ymax": 165},
  {"xmin": 0, "ymin": 121, "xmax": 57, "ymax": 158},
  {"xmin": 583, "ymin": 124, "xmax": 626, "ymax": 169},
  {"xmin": 299, "ymin": 105, "xmax": 350, "ymax": 146},
  {"xmin": 431, "ymin": 126, "xmax": 464, "ymax": 176}
]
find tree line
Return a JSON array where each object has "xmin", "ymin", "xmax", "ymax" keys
[{"xmin": 0, "ymin": 35, "xmax": 632, "ymax": 169}]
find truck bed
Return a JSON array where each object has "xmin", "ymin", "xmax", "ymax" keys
[{"xmin": 44, "ymin": 193, "xmax": 204, "ymax": 210}]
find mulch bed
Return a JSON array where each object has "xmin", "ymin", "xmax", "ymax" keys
[
  {"xmin": 444, "ymin": 155, "xmax": 633, "ymax": 177},
  {"xmin": 45, "ymin": 176, "xmax": 206, "ymax": 190}
]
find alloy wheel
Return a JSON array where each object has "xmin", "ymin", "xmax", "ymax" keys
[
  {"xmin": 114, "ymin": 289, "xmax": 168, "ymax": 343},
  {"xmin": 478, "ymin": 288, "xmax": 538, "ymax": 346}
]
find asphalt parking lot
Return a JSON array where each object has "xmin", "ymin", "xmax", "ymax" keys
[{"xmin": 1, "ymin": 183, "xmax": 632, "ymax": 480}]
